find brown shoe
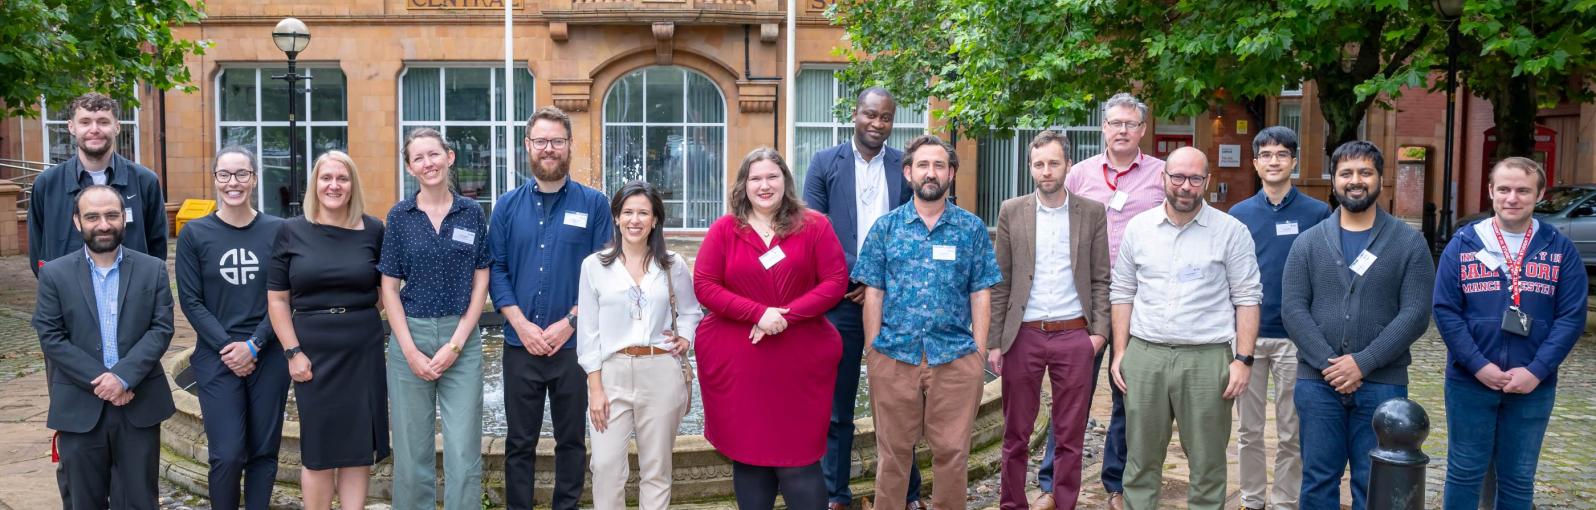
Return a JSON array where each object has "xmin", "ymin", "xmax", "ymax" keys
[
  {"xmin": 1105, "ymin": 492, "xmax": 1124, "ymax": 510},
  {"xmin": 1031, "ymin": 492, "xmax": 1057, "ymax": 510}
]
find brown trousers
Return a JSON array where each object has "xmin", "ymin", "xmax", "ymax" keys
[{"xmin": 866, "ymin": 349, "xmax": 985, "ymax": 510}]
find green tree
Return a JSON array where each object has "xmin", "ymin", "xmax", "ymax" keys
[
  {"xmin": 1453, "ymin": 0, "xmax": 1596, "ymax": 160},
  {"xmin": 829, "ymin": 0, "xmax": 1440, "ymax": 159},
  {"xmin": 0, "ymin": 0, "xmax": 206, "ymax": 118}
]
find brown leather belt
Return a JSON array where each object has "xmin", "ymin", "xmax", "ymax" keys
[
  {"xmin": 620, "ymin": 345, "xmax": 672, "ymax": 357},
  {"xmin": 1021, "ymin": 317, "xmax": 1088, "ymax": 332}
]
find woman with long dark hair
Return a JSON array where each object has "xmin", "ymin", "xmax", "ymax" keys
[
  {"xmin": 693, "ymin": 148, "xmax": 849, "ymax": 509},
  {"xmin": 577, "ymin": 180, "xmax": 702, "ymax": 509}
]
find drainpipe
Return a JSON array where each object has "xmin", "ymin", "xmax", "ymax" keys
[{"xmin": 743, "ymin": 25, "xmax": 783, "ymax": 149}]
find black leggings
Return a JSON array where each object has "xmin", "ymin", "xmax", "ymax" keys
[{"xmin": 732, "ymin": 460, "xmax": 829, "ymax": 510}]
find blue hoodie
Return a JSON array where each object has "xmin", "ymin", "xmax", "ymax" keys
[{"xmin": 1433, "ymin": 219, "xmax": 1587, "ymax": 388}]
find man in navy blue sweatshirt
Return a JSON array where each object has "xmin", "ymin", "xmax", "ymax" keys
[
  {"xmin": 1433, "ymin": 157, "xmax": 1586, "ymax": 509},
  {"xmin": 1227, "ymin": 126, "xmax": 1328, "ymax": 510}
]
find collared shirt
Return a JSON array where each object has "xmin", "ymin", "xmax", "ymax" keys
[
  {"xmin": 379, "ymin": 192, "xmax": 492, "ymax": 318},
  {"xmin": 1024, "ymin": 196, "xmax": 1083, "ymax": 322},
  {"xmin": 575, "ymin": 252, "xmax": 704, "ymax": 373},
  {"xmin": 488, "ymin": 179, "xmax": 614, "ymax": 347},
  {"xmin": 1111, "ymin": 203, "xmax": 1262, "ymax": 345},
  {"xmin": 852, "ymin": 202, "xmax": 1002, "ymax": 366},
  {"xmin": 853, "ymin": 141, "xmax": 891, "ymax": 254},
  {"xmin": 85, "ymin": 246, "xmax": 127, "ymax": 388},
  {"xmin": 1063, "ymin": 152, "xmax": 1166, "ymax": 267}
]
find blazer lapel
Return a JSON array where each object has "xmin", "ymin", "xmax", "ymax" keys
[
  {"xmin": 1018, "ymin": 194, "xmax": 1039, "ymax": 279},
  {"xmin": 75, "ymin": 256, "xmax": 100, "ymax": 321},
  {"xmin": 833, "ymin": 145, "xmax": 859, "ymax": 249},
  {"xmin": 116, "ymin": 256, "xmax": 132, "ymax": 322},
  {"xmin": 1067, "ymin": 190, "xmax": 1088, "ymax": 274},
  {"xmin": 884, "ymin": 148, "xmax": 906, "ymax": 206}
]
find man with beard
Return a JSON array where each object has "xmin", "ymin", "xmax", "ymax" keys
[
  {"xmin": 1108, "ymin": 147, "xmax": 1260, "ymax": 510},
  {"xmin": 801, "ymin": 87, "xmax": 925, "ymax": 510},
  {"xmin": 1281, "ymin": 141, "xmax": 1434, "ymax": 510},
  {"xmin": 29, "ymin": 93, "xmax": 168, "ymax": 277},
  {"xmin": 853, "ymin": 135, "xmax": 1001, "ymax": 510},
  {"xmin": 488, "ymin": 106, "xmax": 615, "ymax": 510},
  {"xmin": 33, "ymin": 185, "xmax": 176, "ymax": 510}
]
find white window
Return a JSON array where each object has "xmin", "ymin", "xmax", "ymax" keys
[
  {"xmin": 1282, "ymin": 82, "xmax": 1304, "ymax": 97},
  {"xmin": 602, "ymin": 66, "xmax": 726, "ymax": 230},
  {"xmin": 398, "ymin": 64, "xmax": 535, "ymax": 217},
  {"xmin": 1278, "ymin": 99, "xmax": 1303, "ymax": 178},
  {"xmin": 42, "ymin": 105, "xmax": 139, "ymax": 165},
  {"xmin": 973, "ymin": 113, "xmax": 1104, "ymax": 225},
  {"xmin": 792, "ymin": 67, "xmax": 929, "ymax": 190},
  {"xmin": 216, "ymin": 66, "xmax": 348, "ymax": 217}
]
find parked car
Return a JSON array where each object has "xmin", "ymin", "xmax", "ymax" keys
[{"xmin": 1458, "ymin": 184, "xmax": 1596, "ymax": 269}]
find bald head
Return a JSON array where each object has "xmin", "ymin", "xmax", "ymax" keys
[{"xmin": 1166, "ymin": 146, "xmax": 1209, "ymax": 176}]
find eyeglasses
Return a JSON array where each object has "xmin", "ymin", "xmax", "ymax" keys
[
  {"xmin": 1165, "ymin": 171, "xmax": 1208, "ymax": 187},
  {"xmin": 527, "ymin": 138, "xmax": 570, "ymax": 150},
  {"xmin": 1255, "ymin": 151, "xmax": 1295, "ymax": 161},
  {"xmin": 627, "ymin": 285, "xmax": 648, "ymax": 321},
  {"xmin": 214, "ymin": 170, "xmax": 256, "ymax": 183},
  {"xmin": 1105, "ymin": 120, "xmax": 1143, "ymax": 131}
]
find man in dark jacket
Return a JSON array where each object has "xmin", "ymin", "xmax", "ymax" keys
[
  {"xmin": 1433, "ymin": 157, "xmax": 1585, "ymax": 509},
  {"xmin": 1280, "ymin": 141, "xmax": 1435, "ymax": 510},
  {"xmin": 28, "ymin": 93, "xmax": 167, "ymax": 277}
]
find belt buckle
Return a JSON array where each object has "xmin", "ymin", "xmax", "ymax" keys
[
  {"xmin": 1042, "ymin": 321, "xmax": 1062, "ymax": 332},
  {"xmin": 329, "ymin": 307, "xmax": 346, "ymax": 314}
]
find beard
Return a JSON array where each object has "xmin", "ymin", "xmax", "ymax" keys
[
  {"xmin": 914, "ymin": 179, "xmax": 947, "ymax": 201},
  {"xmin": 82, "ymin": 226, "xmax": 124, "ymax": 253},
  {"xmin": 77, "ymin": 137, "xmax": 113, "ymax": 159},
  {"xmin": 532, "ymin": 154, "xmax": 571, "ymax": 182},
  {"xmin": 1335, "ymin": 183, "xmax": 1381, "ymax": 213},
  {"xmin": 1165, "ymin": 187, "xmax": 1202, "ymax": 213},
  {"xmin": 1036, "ymin": 178, "xmax": 1062, "ymax": 195}
]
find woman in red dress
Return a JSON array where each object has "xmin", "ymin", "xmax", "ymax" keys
[{"xmin": 694, "ymin": 147, "xmax": 849, "ymax": 509}]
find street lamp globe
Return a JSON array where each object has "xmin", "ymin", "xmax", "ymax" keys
[
  {"xmin": 1433, "ymin": 0, "xmax": 1464, "ymax": 20},
  {"xmin": 272, "ymin": 17, "xmax": 311, "ymax": 56}
]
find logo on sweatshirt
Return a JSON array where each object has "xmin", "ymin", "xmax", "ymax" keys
[{"xmin": 219, "ymin": 248, "xmax": 260, "ymax": 286}]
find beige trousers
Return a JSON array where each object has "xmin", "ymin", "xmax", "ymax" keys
[
  {"xmin": 1235, "ymin": 337, "xmax": 1301, "ymax": 510},
  {"xmin": 588, "ymin": 353, "xmax": 689, "ymax": 510}
]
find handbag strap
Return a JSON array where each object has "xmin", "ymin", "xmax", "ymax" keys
[{"xmin": 662, "ymin": 254, "xmax": 680, "ymax": 335}]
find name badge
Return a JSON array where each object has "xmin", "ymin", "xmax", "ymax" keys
[
  {"xmin": 1475, "ymin": 249, "xmax": 1502, "ymax": 271},
  {"xmin": 451, "ymin": 228, "xmax": 476, "ymax": 245},
  {"xmin": 124, "ymin": 207, "xmax": 134, "ymax": 224},
  {"xmin": 759, "ymin": 245, "xmax": 786, "ymax": 269},
  {"xmin": 1109, "ymin": 191, "xmax": 1130, "ymax": 211},
  {"xmin": 932, "ymin": 245, "xmax": 957, "ymax": 261},
  {"xmin": 1275, "ymin": 221, "xmax": 1299, "ymax": 236},
  {"xmin": 563, "ymin": 211, "xmax": 589, "ymax": 228},
  {"xmin": 1178, "ymin": 264, "xmax": 1204, "ymax": 282},
  {"xmin": 1349, "ymin": 250, "xmax": 1378, "ymax": 276}
]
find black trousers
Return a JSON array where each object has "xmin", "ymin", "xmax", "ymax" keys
[
  {"xmin": 57, "ymin": 404, "xmax": 161, "ymax": 510},
  {"xmin": 733, "ymin": 461, "xmax": 829, "ymax": 510},
  {"xmin": 502, "ymin": 346, "xmax": 587, "ymax": 510},
  {"xmin": 192, "ymin": 348, "xmax": 291, "ymax": 510}
]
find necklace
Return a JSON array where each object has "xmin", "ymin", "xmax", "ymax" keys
[{"xmin": 749, "ymin": 218, "xmax": 775, "ymax": 241}]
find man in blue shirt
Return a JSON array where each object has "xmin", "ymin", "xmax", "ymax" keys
[
  {"xmin": 854, "ymin": 135, "xmax": 1001, "ymax": 510},
  {"xmin": 488, "ymin": 106, "xmax": 615, "ymax": 510},
  {"xmin": 1227, "ymin": 126, "xmax": 1329, "ymax": 510}
]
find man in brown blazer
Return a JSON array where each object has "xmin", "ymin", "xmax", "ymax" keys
[{"xmin": 989, "ymin": 130, "xmax": 1111, "ymax": 510}]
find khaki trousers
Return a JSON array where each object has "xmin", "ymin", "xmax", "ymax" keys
[
  {"xmin": 866, "ymin": 349, "xmax": 985, "ymax": 510},
  {"xmin": 1235, "ymin": 337, "xmax": 1301, "ymax": 510},
  {"xmin": 588, "ymin": 353, "xmax": 689, "ymax": 510},
  {"xmin": 1121, "ymin": 337, "xmax": 1233, "ymax": 510}
]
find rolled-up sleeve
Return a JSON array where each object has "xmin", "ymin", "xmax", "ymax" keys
[
  {"xmin": 1109, "ymin": 224, "xmax": 1139, "ymax": 305},
  {"xmin": 1225, "ymin": 223, "xmax": 1263, "ymax": 307}
]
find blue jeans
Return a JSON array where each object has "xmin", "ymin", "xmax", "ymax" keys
[
  {"xmin": 1039, "ymin": 346, "xmax": 1126, "ymax": 494},
  {"xmin": 1442, "ymin": 378, "xmax": 1555, "ymax": 510},
  {"xmin": 1294, "ymin": 378, "xmax": 1406, "ymax": 510},
  {"xmin": 822, "ymin": 300, "xmax": 922, "ymax": 506}
]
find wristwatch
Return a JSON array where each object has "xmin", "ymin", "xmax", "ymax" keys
[
  {"xmin": 284, "ymin": 346, "xmax": 304, "ymax": 361},
  {"xmin": 450, "ymin": 342, "xmax": 463, "ymax": 354},
  {"xmin": 564, "ymin": 312, "xmax": 578, "ymax": 329},
  {"xmin": 1234, "ymin": 353, "xmax": 1256, "ymax": 366}
]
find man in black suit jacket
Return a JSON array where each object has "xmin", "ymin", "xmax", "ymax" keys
[
  {"xmin": 32, "ymin": 185, "xmax": 175, "ymax": 510},
  {"xmin": 801, "ymin": 87, "xmax": 925, "ymax": 510}
]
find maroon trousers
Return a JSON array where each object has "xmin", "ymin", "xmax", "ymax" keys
[{"xmin": 999, "ymin": 326, "xmax": 1096, "ymax": 510}]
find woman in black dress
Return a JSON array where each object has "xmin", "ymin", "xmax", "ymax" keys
[{"xmin": 266, "ymin": 150, "xmax": 388, "ymax": 510}]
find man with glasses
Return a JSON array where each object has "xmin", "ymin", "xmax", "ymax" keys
[
  {"xmin": 1225, "ymin": 127, "xmax": 1328, "ymax": 510},
  {"xmin": 489, "ymin": 106, "xmax": 615, "ymax": 510},
  {"xmin": 1109, "ymin": 147, "xmax": 1261, "ymax": 510},
  {"xmin": 1044, "ymin": 92, "xmax": 1166, "ymax": 510}
]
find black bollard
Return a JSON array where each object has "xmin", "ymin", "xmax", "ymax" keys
[{"xmin": 1369, "ymin": 398, "xmax": 1430, "ymax": 510}]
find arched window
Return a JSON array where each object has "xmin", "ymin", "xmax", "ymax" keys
[{"xmin": 602, "ymin": 66, "xmax": 726, "ymax": 229}]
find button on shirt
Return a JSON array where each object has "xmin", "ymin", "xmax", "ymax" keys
[
  {"xmin": 85, "ymin": 247, "xmax": 128, "ymax": 388},
  {"xmin": 1063, "ymin": 152, "xmax": 1166, "ymax": 267},
  {"xmin": 1110, "ymin": 203, "xmax": 1262, "ymax": 345},
  {"xmin": 489, "ymin": 179, "xmax": 614, "ymax": 348},
  {"xmin": 575, "ymin": 252, "xmax": 704, "ymax": 373},
  {"xmin": 852, "ymin": 203, "xmax": 1003, "ymax": 366},
  {"xmin": 853, "ymin": 141, "xmax": 891, "ymax": 255},
  {"xmin": 1024, "ymin": 197, "xmax": 1084, "ymax": 322},
  {"xmin": 378, "ymin": 193, "xmax": 492, "ymax": 318}
]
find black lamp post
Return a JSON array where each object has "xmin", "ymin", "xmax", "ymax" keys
[
  {"xmin": 1434, "ymin": 0, "xmax": 1464, "ymax": 248},
  {"xmin": 271, "ymin": 17, "xmax": 311, "ymax": 217}
]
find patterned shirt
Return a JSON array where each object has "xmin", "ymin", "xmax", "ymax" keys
[
  {"xmin": 852, "ymin": 202, "xmax": 1002, "ymax": 366},
  {"xmin": 85, "ymin": 246, "xmax": 127, "ymax": 388},
  {"xmin": 379, "ymin": 193, "xmax": 492, "ymax": 318}
]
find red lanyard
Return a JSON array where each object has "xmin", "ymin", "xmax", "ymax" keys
[
  {"xmin": 1101, "ymin": 156, "xmax": 1140, "ymax": 191},
  {"xmin": 1490, "ymin": 219, "xmax": 1534, "ymax": 308}
]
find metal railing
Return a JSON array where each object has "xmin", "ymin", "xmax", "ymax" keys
[{"xmin": 0, "ymin": 158, "xmax": 50, "ymax": 210}]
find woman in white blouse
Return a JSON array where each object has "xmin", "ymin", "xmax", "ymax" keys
[{"xmin": 577, "ymin": 180, "xmax": 703, "ymax": 510}]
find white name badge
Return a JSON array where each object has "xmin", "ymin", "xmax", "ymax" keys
[
  {"xmin": 932, "ymin": 244, "xmax": 957, "ymax": 261},
  {"xmin": 1350, "ymin": 250, "xmax": 1378, "ymax": 276},
  {"xmin": 759, "ymin": 245, "xmax": 786, "ymax": 269},
  {"xmin": 1178, "ymin": 264, "xmax": 1204, "ymax": 282},
  {"xmin": 452, "ymin": 228, "xmax": 476, "ymax": 245},
  {"xmin": 563, "ymin": 211, "xmax": 589, "ymax": 228},
  {"xmin": 1275, "ymin": 221, "xmax": 1299, "ymax": 236},
  {"xmin": 124, "ymin": 207, "xmax": 134, "ymax": 224},
  {"xmin": 1475, "ymin": 249, "xmax": 1503, "ymax": 271},
  {"xmin": 1109, "ymin": 191, "xmax": 1130, "ymax": 211}
]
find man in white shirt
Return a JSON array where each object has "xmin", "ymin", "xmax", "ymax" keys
[{"xmin": 1108, "ymin": 146, "xmax": 1262, "ymax": 510}]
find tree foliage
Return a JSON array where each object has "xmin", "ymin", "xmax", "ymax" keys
[
  {"xmin": 1454, "ymin": 0, "xmax": 1596, "ymax": 159},
  {"xmin": 0, "ymin": 0, "xmax": 207, "ymax": 118}
]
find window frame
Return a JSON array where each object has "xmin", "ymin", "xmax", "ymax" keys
[
  {"xmin": 41, "ymin": 104, "xmax": 140, "ymax": 165},
  {"xmin": 791, "ymin": 65, "xmax": 930, "ymax": 190},
  {"xmin": 600, "ymin": 66, "xmax": 729, "ymax": 232},
  {"xmin": 396, "ymin": 62, "xmax": 535, "ymax": 213},
  {"xmin": 212, "ymin": 65, "xmax": 350, "ymax": 216}
]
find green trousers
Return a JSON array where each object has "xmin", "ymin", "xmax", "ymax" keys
[{"xmin": 1120, "ymin": 337, "xmax": 1232, "ymax": 510}]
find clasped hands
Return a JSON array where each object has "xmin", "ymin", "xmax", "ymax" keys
[
  {"xmin": 748, "ymin": 307, "xmax": 790, "ymax": 344},
  {"xmin": 1475, "ymin": 363, "xmax": 1541, "ymax": 394},
  {"xmin": 514, "ymin": 316, "xmax": 576, "ymax": 357},
  {"xmin": 90, "ymin": 372, "xmax": 134, "ymax": 406}
]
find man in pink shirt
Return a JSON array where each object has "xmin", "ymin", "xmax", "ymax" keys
[{"xmin": 1034, "ymin": 92, "xmax": 1165, "ymax": 510}]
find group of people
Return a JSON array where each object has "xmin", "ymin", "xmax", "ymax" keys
[{"xmin": 26, "ymin": 89, "xmax": 1581, "ymax": 510}]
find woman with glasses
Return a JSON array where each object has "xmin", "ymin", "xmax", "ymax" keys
[
  {"xmin": 176, "ymin": 146, "xmax": 288, "ymax": 509},
  {"xmin": 266, "ymin": 151, "xmax": 388, "ymax": 510},
  {"xmin": 378, "ymin": 128, "xmax": 491, "ymax": 510},
  {"xmin": 576, "ymin": 180, "xmax": 702, "ymax": 510},
  {"xmin": 693, "ymin": 148, "xmax": 849, "ymax": 509}
]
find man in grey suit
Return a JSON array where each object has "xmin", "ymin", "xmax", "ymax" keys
[{"xmin": 32, "ymin": 185, "xmax": 175, "ymax": 510}]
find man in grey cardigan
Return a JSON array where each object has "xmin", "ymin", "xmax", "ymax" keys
[{"xmin": 1280, "ymin": 141, "xmax": 1435, "ymax": 510}]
